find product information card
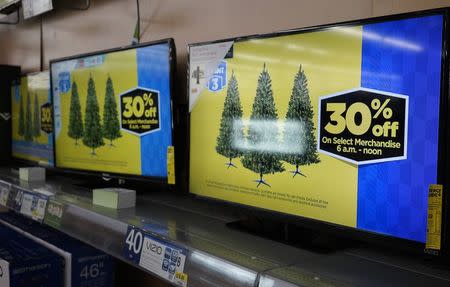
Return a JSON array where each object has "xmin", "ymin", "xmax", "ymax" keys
[
  {"xmin": 0, "ymin": 181, "xmax": 10, "ymax": 207},
  {"xmin": 19, "ymin": 191, "xmax": 48, "ymax": 221},
  {"xmin": 124, "ymin": 226, "xmax": 188, "ymax": 286}
]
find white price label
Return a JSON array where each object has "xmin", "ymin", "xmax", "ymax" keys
[
  {"xmin": 124, "ymin": 226, "xmax": 187, "ymax": 286},
  {"xmin": 0, "ymin": 186, "xmax": 10, "ymax": 207},
  {"xmin": 20, "ymin": 193, "xmax": 48, "ymax": 221},
  {"xmin": 0, "ymin": 259, "xmax": 10, "ymax": 286},
  {"xmin": 139, "ymin": 236, "xmax": 187, "ymax": 284}
]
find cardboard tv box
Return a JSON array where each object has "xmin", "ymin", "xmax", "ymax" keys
[
  {"xmin": 0, "ymin": 212, "xmax": 115, "ymax": 287},
  {"xmin": 0, "ymin": 223, "xmax": 63, "ymax": 287}
]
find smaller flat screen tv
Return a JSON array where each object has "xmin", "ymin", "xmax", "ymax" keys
[
  {"xmin": 51, "ymin": 39, "xmax": 175, "ymax": 181},
  {"xmin": 11, "ymin": 71, "xmax": 54, "ymax": 166}
]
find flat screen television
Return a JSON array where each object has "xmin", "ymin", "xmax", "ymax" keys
[
  {"xmin": 11, "ymin": 71, "xmax": 54, "ymax": 166},
  {"xmin": 188, "ymin": 9, "xmax": 449, "ymax": 248},
  {"xmin": 51, "ymin": 39, "xmax": 175, "ymax": 181}
]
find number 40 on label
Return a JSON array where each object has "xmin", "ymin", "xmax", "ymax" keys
[{"xmin": 126, "ymin": 228, "xmax": 144, "ymax": 255}]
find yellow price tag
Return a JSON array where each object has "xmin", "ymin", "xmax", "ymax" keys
[
  {"xmin": 167, "ymin": 146, "xmax": 175, "ymax": 185},
  {"xmin": 426, "ymin": 184, "xmax": 443, "ymax": 251},
  {"xmin": 174, "ymin": 271, "xmax": 188, "ymax": 286}
]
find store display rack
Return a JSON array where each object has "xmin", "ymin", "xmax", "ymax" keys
[{"xmin": 0, "ymin": 167, "xmax": 449, "ymax": 287}]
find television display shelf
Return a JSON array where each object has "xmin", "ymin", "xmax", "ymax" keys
[{"xmin": 0, "ymin": 167, "xmax": 449, "ymax": 287}]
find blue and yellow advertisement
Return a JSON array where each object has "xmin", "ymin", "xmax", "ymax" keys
[
  {"xmin": 11, "ymin": 72, "xmax": 54, "ymax": 165},
  {"xmin": 52, "ymin": 43, "xmax": 173, "ymax": 178},
  {"xmin": 189, "ymin": 15, "xmax": 443, "ymax": 242}
]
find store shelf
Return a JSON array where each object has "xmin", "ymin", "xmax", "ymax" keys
[{"xmin": 1, "ymin": 167, "xmax": 450, "ymax": 287}]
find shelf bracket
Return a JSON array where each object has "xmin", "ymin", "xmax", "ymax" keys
[{"xmin": 0, "ymin": 8, "xmax": 19, "ymax": 25}]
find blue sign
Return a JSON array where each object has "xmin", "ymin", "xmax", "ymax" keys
[
  {"xmin": 208, "ymin": 60, "xmax": 227, "ymax": 92},
  {"xmin": 123, "ymin": 225, "xmax": 187, "ymax": 280},
  {"xmin": 58, "ymin": 72, "xmax": 71, "ymax": 93},
  {"xmin": 123, "ymin": 226, "xmax": 143, "ymax": 265}
]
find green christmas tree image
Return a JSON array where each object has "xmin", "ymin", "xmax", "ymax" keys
[
  {"xmin": 102, "ymin": 76, "xmax": 121, "ymax": 147},
  {"xmin": 216, "ymin": 71, "xmax": 244, "ymax": 168},
  {"xmin": 24, "ymin": 92, "xmax": 33, "ymax": 142},
  {"xmin": 18, "ymin": 94, "xmax": 25, "ymax": 137},
  {"xmin": 32, "ymin": 93, "xmax": 41, "ymax": 139},
  {"xmin": 82, "ymin": 76, "xmax": 104, "ymax": 155},
  {"xmin": 284, "ymin": 66, "xmax": 320, "ymax": 177},
  {"xmin": 68, "ymin": 82, "xmax": 84, "ymax": 145},
  {"xmin": 241, "ymin": 64, "xmax": 284, "ymax": 187}
]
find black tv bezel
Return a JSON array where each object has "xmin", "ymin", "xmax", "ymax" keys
[
  {"xmin": 49, "ymin": 38, "xmax": 177, "ymax": 184},
  {"xmin": 187, "ymin": 8, "xmax": 450, "ymax": 252},
  {"xmin": 10, "ymin": 71, "xmax": 56, "ymax": 168},
  {"xmin": 0, "ymin": 65, "xmax": 20, "ymax": 165}
]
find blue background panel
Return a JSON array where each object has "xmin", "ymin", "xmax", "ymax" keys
[
  {"xmin": 357, "ymin": 15, "xmax": 443, "ymax": 242},
  {"xmin": 137, "ymin": 43, "xmax": 173, "ymax": 178}
]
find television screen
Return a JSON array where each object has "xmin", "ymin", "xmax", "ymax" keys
[
  {"xmin": 188, "ymin": 12, "xmax": 444, "ymax": 243},
  {"xmin": 11, "ymin": 72, "xmax": 54, "ymax": 166},
  {"xmin": 51, "ymin": 39, "xmax": 174, "ymax": 179}
]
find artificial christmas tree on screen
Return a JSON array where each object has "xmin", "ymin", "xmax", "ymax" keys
[
  {"xmin": 83, "ymin": 76, "xmax": 104, "ymax": 155},
  {"xmin": 68, "ymin": 81, "xmax": 84, "ymax": 145},
  {"xmin": 102, "ymin": 76, "xmax": 121, "ymax": 147},
  {"xmin": 241, "ymin": 64, "xmax": 284, "ymax": 187},
  {"xmin": 283, "ymin": 66, "xmax": 320, "ymax": 177},
  {"xmin": 216, "ymin": 71, "xmax": 244, "ymax": 168}
]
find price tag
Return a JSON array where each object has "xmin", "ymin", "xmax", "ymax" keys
[
  {"xmin": 123, "ymin": 226, "xmax": 187, "ymax": 286},
  {"xmin": 19, "ymin": 191, "xmax": 48, "ymax": 222},
  {"xmin": 8, "ymin": 187, "xmax": 24, "ymax": 212},
  {"xmin": 0, "ymin": 259, "xmax": 10, "ymax": 286},
  {"xmin": 167, "ymin": 146, "xmax": 175, "ymax": 185},
  {"xmin": 44, "ymin": 200, "xmax": 65, "ymax": 228},
  {"xmin": 0, "ymin": 181, "xmax": 11, "ymax": 207},
  {"xmin": 426, "ymin": 184, "xmax": 443, "ymax": 252},
  {"xmin": 174, "ymin": 271, "xmax": 188, "ymax": 287}
]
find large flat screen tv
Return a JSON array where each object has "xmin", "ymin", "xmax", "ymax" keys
[
  {"xmin": 188, "ymin": 9, "xmax": 448, "ymax": 245},
  {"xmin": 51, "ymin": 39, "xmax": 175, "ymax": 181},
  {"xmin": 11, "ymin": 71, "xmax": 54, "ymax": 166}
]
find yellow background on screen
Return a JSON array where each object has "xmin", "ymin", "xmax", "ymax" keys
[
  {"xmin": 12, "ymin": 75, "xmax": 50, "ymax": 162},
  {"xmin": 190, "ymin": 27, "xmax": 363, "ymax": 227},
  {"xmin": 55, "ymin": 50, "xmax": 141, "ymax": 175}
]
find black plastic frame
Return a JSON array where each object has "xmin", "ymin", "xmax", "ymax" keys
[
  {"xmin": 49, "ymin": 38, "xmax": 177, "ymax": 183},
  {"xmin": 187, "ymin": 8, "xmax": 450, "ymax": 253},
  {"xmin": 0, "ymin": 65, "xmax": 20, "ymax": 164}
]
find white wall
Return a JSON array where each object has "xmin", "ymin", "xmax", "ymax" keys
[{"xmin": 0, "ymin": 0, "xmax": 449, "ymax": 101}]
